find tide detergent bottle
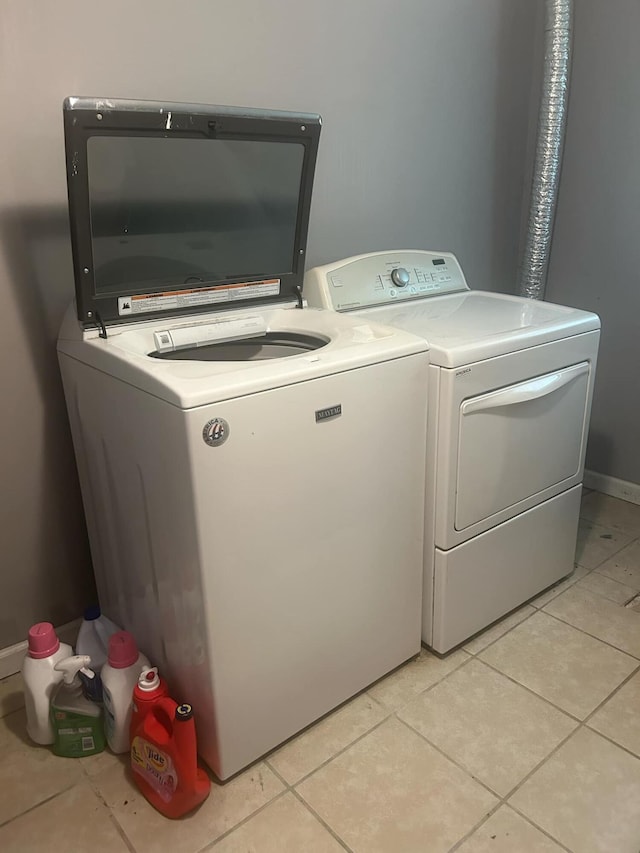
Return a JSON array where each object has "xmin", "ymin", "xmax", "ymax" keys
[{"xmin": 130, "ymin": 669, "xmax": 210, "ymax": 818}]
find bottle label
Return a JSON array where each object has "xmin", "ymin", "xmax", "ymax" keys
[
  {"xmin": 131, "ymin": 736, "xmax": 177, "ymax": 803},
  {"xmin": 51, "ymin": 709, "xmax": 105, "ymax": 756},
  {"xmin": 102, "ymin": 686, "xmax": 116, "ymax": 740}
]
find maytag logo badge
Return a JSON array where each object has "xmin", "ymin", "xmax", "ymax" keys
[{"xmin": 315, "ymin": 404, "xmax": 342, "ymax": 423}]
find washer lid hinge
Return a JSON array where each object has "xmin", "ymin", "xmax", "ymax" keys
[{"xmin": 94, "ymin": 311, "xmax": 108, "ymax": 339}]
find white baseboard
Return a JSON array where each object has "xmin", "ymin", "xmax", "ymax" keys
[
  {"xmin": 0, "ymin": 619, "xmax": 81, "ymax": 681},
  {"xmin": 584, "ymin": 470, "xmax": 640, "ymax": 506}
]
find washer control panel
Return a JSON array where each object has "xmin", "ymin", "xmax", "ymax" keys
[{"xmin": 304, "ymin": 250, "xmax": 469, "ymax": 312}]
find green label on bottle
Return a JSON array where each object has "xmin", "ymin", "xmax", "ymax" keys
[{"xmin": 51, "ymin": 708, "xmax": 105, "ymax": 757}]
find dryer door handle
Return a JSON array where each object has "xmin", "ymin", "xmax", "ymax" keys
[{"xmin": 461, "ymin": 362, "xmax": 589, "ymax": 415}]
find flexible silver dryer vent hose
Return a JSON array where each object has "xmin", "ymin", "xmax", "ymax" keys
[{"xmin": 518, "ymin": 0, "xmax": 573, "ymax": 300}]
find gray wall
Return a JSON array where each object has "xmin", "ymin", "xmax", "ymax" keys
[
  {"xmin": 0, "ymin": 0, "xmax": 539, "ymax": 647},
  {"xmin": 546, "ymin": 1, "xmax": 640, "ymax": 485}
]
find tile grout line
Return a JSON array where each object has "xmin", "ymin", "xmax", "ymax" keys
[
  {"xmin": 366, "ymin": 646, "xmax": 470, "ymax": 706},
  {"xmin": 465, "ymin": 572, "xmax": 640, "ymax": 672},
  {"xmin": 539, "ymin": 604, "xmax": 640, "ymax": 661},
  {"xmin": 574, "ymin": 575, "xmax": 640, "ymax": 608},
  {"xmin": 0, "ymin": 780, "xmax": 80, "ymax": 831},
  {"xmin": 581, "ymin": 722, "xmax": 640, "ymax": 766},
  {"xmin": 528, "ymin": 571, "xmax": 592, "ymax": 611},
  {"xmin": 581, "ymin": 659, "xmax": 640, "ymax": 727},
  {"xmin": 478, "ymin": 631, "xmax": 640, "ymax": 730},
  {"xmin": 461, "ymin": 607, "xmax": 538, "ymax": 657},
  {"xmin": 448, "ymin": 803, "xmax": 574, "ymax": 853},
  {"xmin": 449, "ymin": 720, "xmax": 583, "ymax": 853},
  {"xmin": 578, "ymin": 657, "xmax": 640, "ymax": 764},
  {"xmin": 197, "ymin": 788, "xmax": 292, "ymax": 852},
  {"xmin": 575, "ymin": 536, "xmax": 640, "ymax": 573},
  {"xmin": 583, "ymin": 565, "xmax": 640, "ymax": 587},
  {"xmin": 289, "ymin": 787, "xmax": 355, "ymax": 853},
  {"xmin": 195, "ymin": 782, "xmax": 356, "ymax": 853},
  {"xmin": 82, "ymin": 761, "xmax": 137, "ymax": 853},
  {"xmin": 393, "ymin": 714, "xmax": 503, "ymax": 802},
  {"xmin": 462, "ymin": 607, "xmax": 617, "ymax": 726},
  {"xmin": 282, "ymin": 713, "xmax": 393, "ymax": 789},
  {"xmin": 446, "ymin": 802, "xmax": 505, "ymax": 853},
  {"xmin": 465, "ymin": 656, "xmax": 584, "ymax": 725},
  {"xmin": 365, "ymin": 651, "xmax": 478, "ymax": 721},
  {"xmin": 393, "ymin": 712, "xmax": 580, "ymax": 849},
  {"xmin": 262, "ymin": 758, "xmax": 292, "ymax": 789},
  {"xmin": 107, "ymin": 813, "xmax": 137, "ymax": 853}
]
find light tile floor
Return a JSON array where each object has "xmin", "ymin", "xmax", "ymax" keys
[{"xmin": 1, "ymin": 490, "xmax": 640, "ymax": 852}]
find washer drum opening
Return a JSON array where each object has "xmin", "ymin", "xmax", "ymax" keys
[{"xmin": 149, "ymin": 331, "xmax": 329, "ymax": 362}]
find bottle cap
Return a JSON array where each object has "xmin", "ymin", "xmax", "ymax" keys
[
  {"xmin": 83, "ymin": 605, "xmax": 101, "ymax": 621},
  {"xmin": 108, "ymin": 631, "xmax": 139, "ymax": 669},
  {"xmin": 28, "ymin": 622, "xmax": 60, "ymax": 659},
  {"xmin": 137, "ymin": 667, "xmax": 161, "ymax": 692},
  {"xmin": 176, "ymin": 703, "xmax": 193, "ymax": 721}
]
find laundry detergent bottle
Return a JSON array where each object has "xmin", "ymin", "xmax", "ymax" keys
[
  {"xmin": 76, "ymin": 605, "xmax": 121, "ymax": 701},
  {"xmin": 22, "ymin": 622, "xmax": 73, "ymax": 744},
  {"xmin": 131, "ymin": 696, "xmax": 210, "ymax": 818},
  {"xmin": 101, "ymin": 632, "xmax": 150, "ymax": 754},
  {"xmin": 50, "ymin": 655, "xmax": 105, "ymax": 757}
]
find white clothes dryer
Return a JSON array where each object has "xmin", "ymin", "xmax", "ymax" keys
[
  {"xmin": 57, "ymin": 100, "xmax": 429, "ymax": 779},
  {"xmin": 305, "ymin": 250, "xmax": 600, "ymax": 653}
]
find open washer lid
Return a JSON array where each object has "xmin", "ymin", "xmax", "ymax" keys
[{"xmin": 63, "ymin": 97, "xmax": 321, "ymax": 330}]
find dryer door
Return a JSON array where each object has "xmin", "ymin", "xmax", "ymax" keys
[
  {"xmin": 455, "ymin": 362, "xmax": 589, "ymax": 530},
  {"xmin": 432, "ymin": 330, "xmax": 599, "ymax": 550}
]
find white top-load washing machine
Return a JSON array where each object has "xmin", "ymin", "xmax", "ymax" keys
[
  {"xmin": 57, "ymin": 100, "xmax": 429, "ymax": 779},
  {"xmin": 305, "ymin": 250, "xmax": 600, "ymax": 653}
]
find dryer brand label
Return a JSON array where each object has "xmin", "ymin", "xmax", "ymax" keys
[
  {"xmin": 118, "ymin": 279, "xmax": 281, "ymax": 316},
  {"xmin": 315, "ymin": 404, "xmax": 342, "ymax": 423},
  {"xmin": 455, "ymin": 368, "xmax": 472, "ymax": 377}
]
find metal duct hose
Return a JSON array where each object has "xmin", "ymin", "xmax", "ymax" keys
[{"xmin": 518, "ymin": 0, "xmax": 573, "ymax": 300}]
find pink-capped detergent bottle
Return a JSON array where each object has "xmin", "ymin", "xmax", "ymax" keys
[
  {"xmin": 101, "ymin": 631, "xmax": 150, "ymax": 753},
  {"xmin": 22, "ymin": 622, "xmax": 73, "ymax": 744}
]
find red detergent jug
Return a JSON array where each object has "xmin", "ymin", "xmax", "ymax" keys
[{"xmin": 130, "ymin": 694, "xmax": 211, "ymax": 819}]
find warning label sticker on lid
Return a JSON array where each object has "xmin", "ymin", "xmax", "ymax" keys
[{"xmin": 118, "ymin": 278, "xmax": 281, "ymax": 316}]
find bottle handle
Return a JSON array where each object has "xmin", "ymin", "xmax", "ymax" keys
[
  {"xmin": 142, "ymin": 696, "xmax": 177, "ymax": 738},
  {"xmin": 156, "ymin": 696, "xmax": 178, "ymax": 721}
]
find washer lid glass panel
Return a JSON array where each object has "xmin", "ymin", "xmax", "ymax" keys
[
  {"xmin": 63, "ymin": 98, "xmax": 321, "ymax": 328},
  {"xmin": 88, "ymin": 136, "xmax": 304, "ymax": 295}
]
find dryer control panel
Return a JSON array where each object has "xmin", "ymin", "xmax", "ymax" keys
[{"xmin": 304, "ymin": 250, "xmax": 469, "ymax": 312}]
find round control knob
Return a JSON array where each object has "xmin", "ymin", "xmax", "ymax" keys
[{"xmin": 391, "ymin": 267, "xmax": 410, "ymax": 288}]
